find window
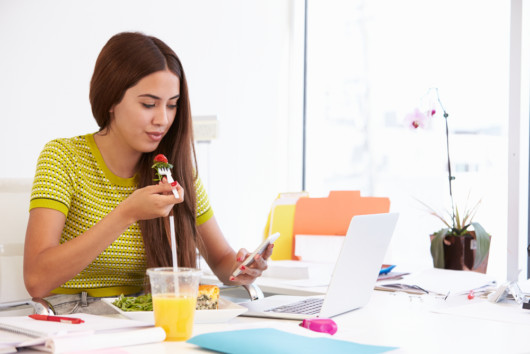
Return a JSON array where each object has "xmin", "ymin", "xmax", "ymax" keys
[{"xmin": 304, "ymin": 0, "xmax": 510, "ymax": 278}]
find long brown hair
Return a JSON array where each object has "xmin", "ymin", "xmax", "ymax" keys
[{"xmin": 89, "ymin": 32, "xmax": 200, "ymax": 268}]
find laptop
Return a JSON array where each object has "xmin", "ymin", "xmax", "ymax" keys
[{"xmin": 239, "ymin": 212, "xmax": 399, "ymax": 320}]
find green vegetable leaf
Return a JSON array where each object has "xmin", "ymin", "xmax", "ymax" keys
[
  {"xmin": 151, "ymin": 161, "xmax": 174, "ymax": 182},
  {"xmin": 112, "ymin": 293, "xmax": 153, "ymax": 312}
]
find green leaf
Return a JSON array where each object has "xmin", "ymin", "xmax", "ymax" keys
[
  {"xmin": 454, "ymin": 206, "xmax": 461, "ymax": 229},
  {"xmin": 151, "ymin": 161, "xmax": 174, "ymax": 170},
  {"xmin": 463, "ymin": 198, "xmax": 482, "ymax": 226},
  {"xmin": 112, "ymin": 293, "xmax": 153, "ymax": 312},
  {"xmin": 152, "ymin": 161, "xmax": 174, "ymax": 182},
  {"xmin": 471, "ymin": 222, "xmax": 490, "ymax": 269},
  {"xmin": 415, "ymin": 198, "xmax": 452, "ymax": 228},
  {"xmin": 430, "ymin": 229, "xmax": 449, "ymax": 269}
]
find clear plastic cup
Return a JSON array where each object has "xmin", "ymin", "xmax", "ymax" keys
[{"xmin": 146, "ymin": 267, "xmax": 202, "ymax": 341}]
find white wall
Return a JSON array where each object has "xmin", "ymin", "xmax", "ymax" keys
[{"xmin": 0, "ymin": 0, "xmax": 304, "ymax": 250}]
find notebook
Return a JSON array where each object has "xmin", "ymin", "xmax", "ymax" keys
[
  {"xmin": 0, "ymin": 313, "xmax": 166, "ymax": 353},
  {"xmin": 239, "ymin": 213, "xmax": 399, "ymax": 320}
]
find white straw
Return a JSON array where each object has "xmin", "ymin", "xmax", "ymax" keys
[{"xmin": 169, "ymin": 214, "xmax": 178, "ymax": 271}]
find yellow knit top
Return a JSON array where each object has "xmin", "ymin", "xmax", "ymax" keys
[{"xmin": 29, "ymin": 133, "xmax": 213, "ymax": 297}]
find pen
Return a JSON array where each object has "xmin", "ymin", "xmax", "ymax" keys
[{"xmin": 29, "ymin": 314, "xmax": 85, "ymax": 324}]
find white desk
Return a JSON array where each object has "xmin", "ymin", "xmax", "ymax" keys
[
  {"xmin": 11, "ymin": 267, "xmax": 530, "ymax": 354},
  {"xmin": 123, "ymin": 284, "xmax": 530, "ymax": 354}
]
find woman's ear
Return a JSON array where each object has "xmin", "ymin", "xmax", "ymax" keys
[{"xmin": 108, "ymin": 105, "xmax": 116, "ymax": 122}]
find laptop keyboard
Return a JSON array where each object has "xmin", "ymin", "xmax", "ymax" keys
[{"xmin": 266, "ymin": 298, "xmax": 324, "ymax": 315}]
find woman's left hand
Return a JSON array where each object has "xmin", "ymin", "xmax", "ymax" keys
[{"xmin": 229, "ymin": 244, "xmax": 274, "ymax": 284}]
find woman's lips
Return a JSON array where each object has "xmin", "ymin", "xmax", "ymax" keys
[{"xmin": 146, "ymin": 131, "xmax": 164, "ymax": 141}]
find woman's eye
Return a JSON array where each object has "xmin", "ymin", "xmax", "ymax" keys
[
  {"xmin": 142, "ymin": 103, "xmax": 155, "ymax": 108},
  {"xmin": 168, "ymin": 104, "xmax": 177, "ymax": 109}
]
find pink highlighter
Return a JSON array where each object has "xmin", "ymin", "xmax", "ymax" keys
[{"xmin": 299, "ymin": 318, "xmax": 338, "ymax": 335}]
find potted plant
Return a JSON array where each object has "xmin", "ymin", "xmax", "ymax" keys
[
  {"xmin": 420, "ymin": 198, "xmax": 491, "ymax": 273},
  {"xmin": 406, "ymin": 88, "xmax": 491, "ymax": 273}
]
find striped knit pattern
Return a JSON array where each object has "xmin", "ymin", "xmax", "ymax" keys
[{"xmin": 30, "ymin": 133, "xmax": 212, "ymax": 295}]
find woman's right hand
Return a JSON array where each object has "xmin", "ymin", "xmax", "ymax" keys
[{"xmin": 118, "ymin": 182, "xmax": 184, "ymax": 224}]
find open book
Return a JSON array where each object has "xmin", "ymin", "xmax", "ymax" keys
[{"xmin": 0, "ymin": 313, "xmax": 165, "ymax": 353}]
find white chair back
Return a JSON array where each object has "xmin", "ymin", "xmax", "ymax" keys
[{"xmin": 0, "ymin": 178, "xmax": 32, "ymax": 303}]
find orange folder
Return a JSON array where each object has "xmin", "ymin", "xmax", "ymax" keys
[{"xmin": 291, "ymin": 191, "xmax": 390, "ymax": 260}]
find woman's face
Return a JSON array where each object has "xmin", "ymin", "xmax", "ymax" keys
[{"xmin": 109, "ymin": 70, "xmax": 180, "ymax": 154}]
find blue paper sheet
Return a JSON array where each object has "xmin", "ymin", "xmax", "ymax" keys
[{"xmin": 187, "ymin": 328, "xmax": 398, "ymax": 354}]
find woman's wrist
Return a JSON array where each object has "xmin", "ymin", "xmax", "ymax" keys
[{"xmin": 111, "ymin": 201, "xmax": 137, "ymax": 230}]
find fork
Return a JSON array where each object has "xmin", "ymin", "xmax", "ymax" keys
[{"xmin": 157, "ymin": 167, "xmax": 180, "ymax": 199}]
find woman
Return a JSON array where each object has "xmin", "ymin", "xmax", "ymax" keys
[{"xmin": 23, "ymin": 32, "xmax": 271, "ymax": 310}]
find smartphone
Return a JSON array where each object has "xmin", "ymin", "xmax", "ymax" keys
[{"xmin": 231, "ymin": 232, "xmax": 281, "ymax": 277}]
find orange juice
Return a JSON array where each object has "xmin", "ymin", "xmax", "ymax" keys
[{"xmin": 153, "ymin": 294, "xmax": 197, "ymax": 341}]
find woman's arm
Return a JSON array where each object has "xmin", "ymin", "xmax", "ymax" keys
[
  {"xmin": 24, "ymin": 183, "xmax": 182, "ymax": 298},
  {"xmin": 198, "ymin": 216, "xmax": 272, "ymax": 285}
]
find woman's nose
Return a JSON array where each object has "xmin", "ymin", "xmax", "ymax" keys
[{"xmin": 153, "ymin": 106, "xmax": 169, "ymax": 126}]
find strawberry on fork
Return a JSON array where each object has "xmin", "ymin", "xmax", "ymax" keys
[{"xmin": 152, "ymin": 154, "xmax": 179, "ymax": 199}]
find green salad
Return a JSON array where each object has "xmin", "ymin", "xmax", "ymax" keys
[{"xmin": 112, "ymin": 293, "xmax": 153, "ymax": 312}]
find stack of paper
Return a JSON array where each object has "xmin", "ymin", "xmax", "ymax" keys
[
  {"xmin": 0, "ymin": 313, "xmax": 165, "ymax": 353},
  {"xmin": 376, "ymin": 268, "xmax": 497, "ymax": 296},
  {"xmin": 262, "ymin": 260, "xmax": 310, "ymax": 280}
]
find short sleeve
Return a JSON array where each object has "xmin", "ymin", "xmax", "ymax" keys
[
  {"xmin": 29, "ymin": 139, "xmax": 78, "ymax": 217},
  {"xmin": 195, "ymin": 176, "xmax": 213, "ymax": 225}
]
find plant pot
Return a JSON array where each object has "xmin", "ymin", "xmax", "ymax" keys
[{"xmin": 429, "ymin": 231, "xmax": 490, "ymax": 274}]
